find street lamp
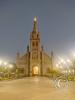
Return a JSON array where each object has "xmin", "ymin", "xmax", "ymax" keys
[
  {"xmin": 68, "ymin": 69, "xmax": 71, "ymax": 73},
  {"xmin": 72, "ymin": 53, "xmax": 75, "ymax": 58},
  {"xmin": 9, "ymin": 64, "xmax": 13, "ymax": 68},
  {"xmin": 4, "ymin": 62, "xmax": 8, "ymax": 66}
]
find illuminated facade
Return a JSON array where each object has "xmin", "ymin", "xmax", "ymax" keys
[{"xmin": 16, "ymin": 17, "xmax": 53, "ymax": 76}]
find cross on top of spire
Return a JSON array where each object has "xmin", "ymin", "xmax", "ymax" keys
[
  {"xmin": 34, "ymin": 16, "xmax": 37, "ymax": 22},
  {"xmin": 33, "ymin": 16, "xmax": 38, "ymax": 33}
]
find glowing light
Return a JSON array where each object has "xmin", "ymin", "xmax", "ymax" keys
[
  {"xmin": 69, "ymin": 69, "xmax": 71, "ymax": 73},
  {"xmin": 33, "ymin": 66, "xmax": 39, "ymax": 75},
  {"xmin": 4, "ymin": 62, "xmax": 8, "ymax": 66},
  {"xmin": 72, "ymin": 52, "xmax": 75, "ymax": 58},
  {"xmin": 9, "ymin": 64, "xmax": 13, "ymax": 68},
  {"xmin": 66, "ymin": 59, "xmax": 70, "ymax": 63},
  {"xmin": 60, "ymin": 59, "xmax": 66, "ymax": 64},
  {"xmin": 56, "ymin": 64, "xmax": 59, "ymax": 68},
  {"xmin": 65, "ymin": 59, "xmax": 73, "ymax": 67},
  {"xmin": 0, "ymin": 60, "xmax": 2, "ymax": 65},
  {"xmin": 34, "ymin": 17, "xmax": 37, "ymax": 22},
  {"xmin": 66, "ymin": 59, "xmax": 72, "ymax": 64}
]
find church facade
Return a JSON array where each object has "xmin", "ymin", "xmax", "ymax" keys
[{"xmin": 16, "ymin": 17, "xmax": 53, "ymax": 76}]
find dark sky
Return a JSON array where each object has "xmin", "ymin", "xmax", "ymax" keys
[{"xmin": 0, "ymin": 0, "xmax": 75, "ymax": 61}]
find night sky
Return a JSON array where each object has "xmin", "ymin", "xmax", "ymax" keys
[{"xmin": 0, "ymin": 0, "xmax": 75, "ymax": 62}]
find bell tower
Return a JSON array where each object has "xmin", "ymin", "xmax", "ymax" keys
[{"xmin": 30, "ymin": 17, "xmax": 41, "ymax": 76}]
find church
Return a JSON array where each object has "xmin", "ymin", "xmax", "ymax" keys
[{"xmin": 16, "ymin": 17, "xmax": 53, "ymax": 76}]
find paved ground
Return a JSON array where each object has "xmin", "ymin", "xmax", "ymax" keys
[{"xmin": 0, "ymin": 77, "xmax": 75, "ymax": 100}]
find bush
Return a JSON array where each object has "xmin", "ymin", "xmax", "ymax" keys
[{"xmin": 67, "ymin": 76, "xmax": 75, "ymax": 81}]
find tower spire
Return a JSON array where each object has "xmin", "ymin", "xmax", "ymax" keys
[{"xmin": 33, "ymin": 16, "xmax": 38, "ymax": 33}]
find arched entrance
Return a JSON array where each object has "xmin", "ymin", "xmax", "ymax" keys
[{"xmin": 33, "ymin": 66, "xmax": 39, "ymax": 75}]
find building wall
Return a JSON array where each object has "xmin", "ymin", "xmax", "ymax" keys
[
  {"xmin": 41, "ymin": 52, "xmax": 52, "ymax": 75},
  {"xmin": 16, "ymin": 51, "xmax": 52, "ymax": 76}
]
